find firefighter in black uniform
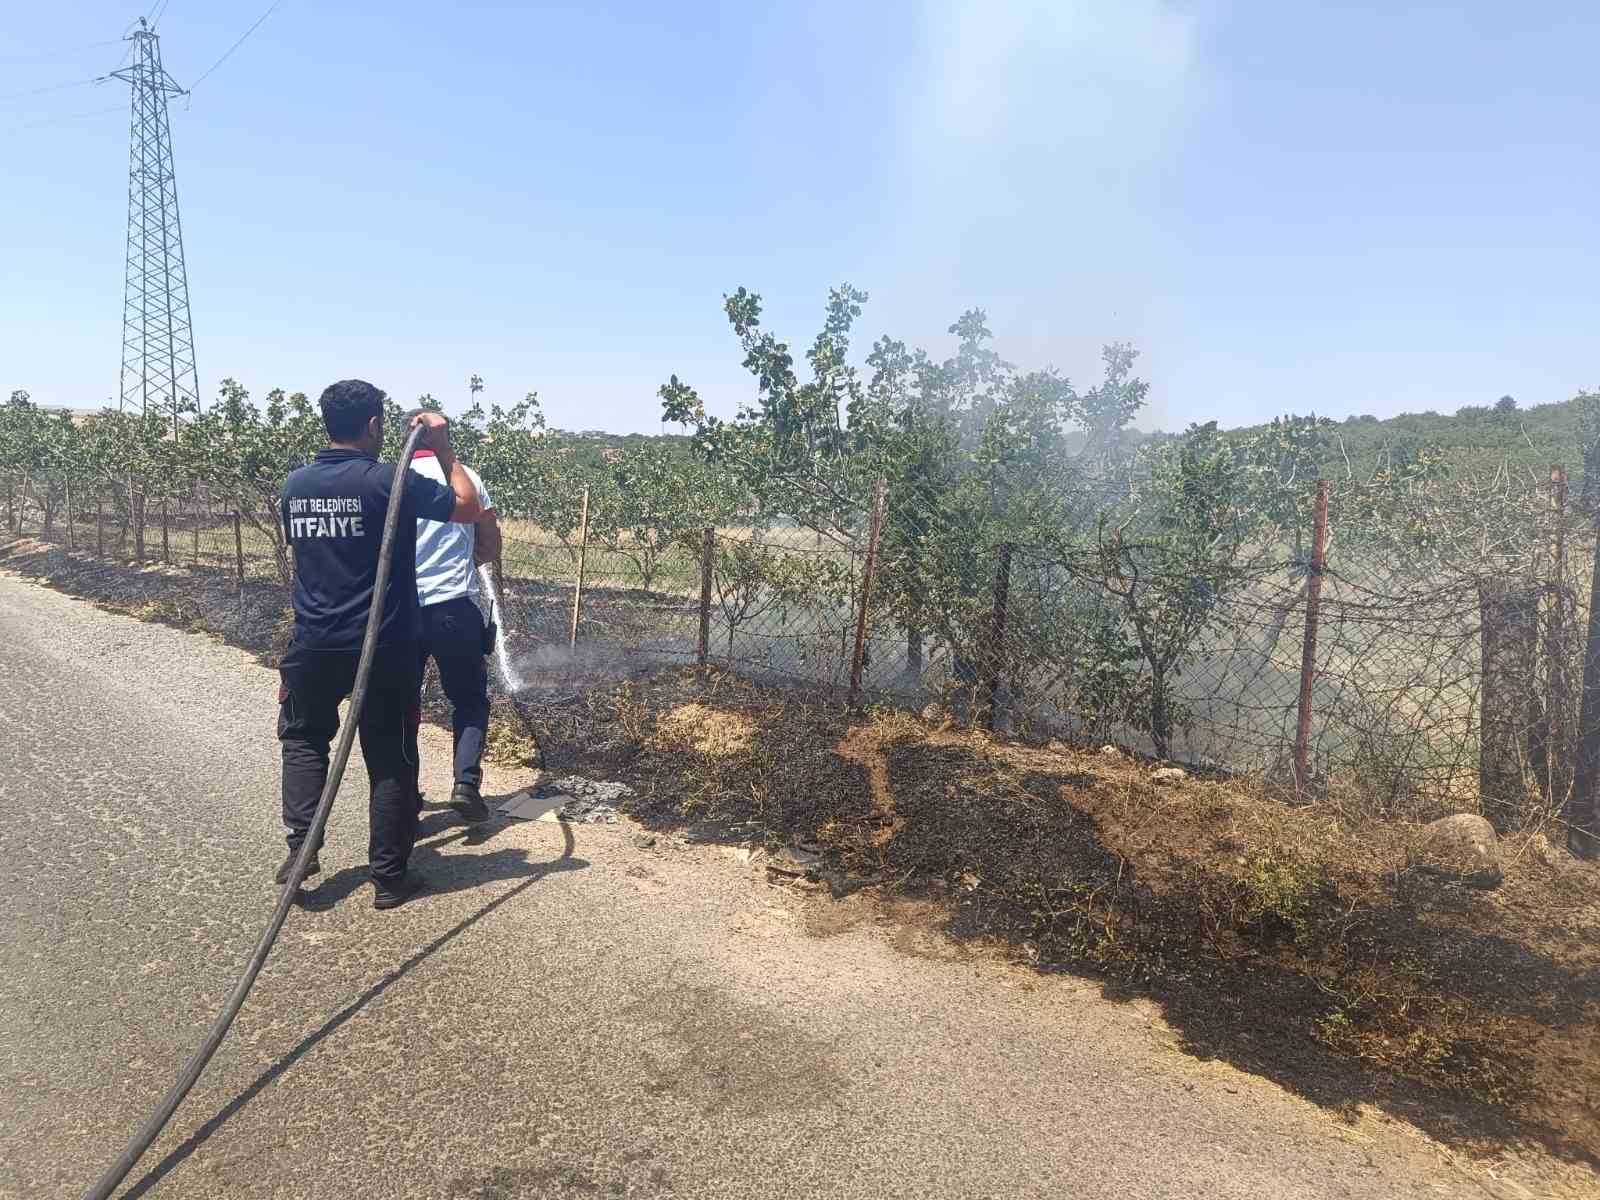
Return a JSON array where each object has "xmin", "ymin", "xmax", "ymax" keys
[{"xmin": 276, "ymin": 380, "xmax": 483, "ymax": 909}]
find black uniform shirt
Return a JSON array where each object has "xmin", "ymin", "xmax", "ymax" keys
[{"xmin": 281, "ymin": 448, "xmax": 456, "ymax": 650}]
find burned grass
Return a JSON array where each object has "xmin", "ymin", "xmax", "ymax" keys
[{"xmin": 539, "ymin": 667, "xmax": 1600, "ymax": 1172}]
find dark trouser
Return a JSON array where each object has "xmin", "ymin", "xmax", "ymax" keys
[
  {"xmin": 278, "ymin": 640, "xmax": 422, "ymax": 886},
  {"xmin": 417, "ymin": 596, "xmax": 490, "ymax": 795}
]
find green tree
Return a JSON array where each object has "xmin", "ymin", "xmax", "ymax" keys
[
  {"xmin": 1073, "ymin": 342, "xmax": 1148, "ymax": 473},
  {"xmin": 0, "ymin": 392, "xmax": 38, "ymax": 532},
  {"xmin": 663, "ymin": 285, "xmax": 1156, "ymax": 705},
  {"xmin": 596, "ymin": 443, "xmax": 739, "ymax": 593},
  {"xmin": 710, "ymin": 535, "xmax": 853, "ymax": 666},
  {"xmin": 1096, "ymin": 423, "xmax": 1258, "ymax": 758},
  {"xmin": 662, "ymin": 284, "xmax": 874, "ymax": 537},
  {"xmin": 187, "ymin": 380, "xmax": 323, "ymax": 582}
]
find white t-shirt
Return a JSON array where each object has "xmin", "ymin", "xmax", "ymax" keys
[{"xmin": 409, "ymin": 453, "xmax": 493, "ymax": 608}]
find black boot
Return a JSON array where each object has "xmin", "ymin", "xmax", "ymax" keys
[
  {"xmin": 274, "ymin": 847, "xmax": 322, "ymax": 885},
  {"xmin": 449, "ymin": 781, "xmax": 490, "ymax": 825},
  {"xmin": 373, "ymin": 870, "xmax": 426, "ymax": 910}
]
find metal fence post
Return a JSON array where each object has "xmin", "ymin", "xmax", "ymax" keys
[
  {"xmin": 569, "ymin": 486, "xmax": 590, "ymax": 651},
  {"xmin": 65, "ymin": 479, "xmax": 74, "ymax": 550},
  {"xmin": 160, "ymin": 496, "xmax": 170, "ymax": 564},
  {"xmin": 96, "ymin": 493, "xmax": 104, "ymax": 557},
  {"xmin": 1293, "ymin": 480, "xmax": 1330, "ymax": 798},
  {"xmin": 233, "ymin": 510, "xmax": 245, "ymax": 592},
  {"xmin": 131, "ymin": 475, "xmax": 144, "ymax": 561},
  {"xmin": 697, "ymin": 526, "xmax": 714, "ymax": 667},
  {"xmin": 848, "ymin": 478, "xmax": 888, "ymax": 709},
  {"xmin": 984, "ymin": 541, "xmax": 1014, "ymax": 733}
]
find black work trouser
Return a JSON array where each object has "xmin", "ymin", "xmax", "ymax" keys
[
  {"xmin": 415, "ymin": 596, "xmax": 490, "ymax": 796},
  {"xmin": 278, "ymin": 640, "xmax": 422, "ymax": 886}
]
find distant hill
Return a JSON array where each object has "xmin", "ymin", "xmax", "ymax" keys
[
  {"xmin": 1227, "ymin": 393, "xmax": 1590, "ymax": 483},
  {"xmin": 548, "ymin": 394, "xmax": 1591, "ymax": 487},
  {"xmin": 391, "ymin": 386, "xmax": 1600, "ymax": 498}
]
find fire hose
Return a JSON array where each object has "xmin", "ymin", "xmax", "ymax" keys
[{"xmin": 80, "ymin": 422, "xmax": 428, "ymax": 1200}]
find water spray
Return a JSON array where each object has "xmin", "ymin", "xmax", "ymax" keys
[
  {"xmin": 476, "ymin": 562, "xmax": 553, "ymax": 769},
  {"xmin": 477, "ymin": 561, "xmax": 524, "ymax": 692}
]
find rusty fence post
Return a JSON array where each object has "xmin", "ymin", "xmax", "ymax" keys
[
  {"xmin": 1293, "ymin": 480, "xmax": 1330, "ymax": 798},
  {"xmin": 983, "ymin": 541, "xmax": 1015, "ymax": 733},
  {"xmin": 848, "ymin": 478, "xmax": 888, "ymax": 709},
  {"xmin": 697, "ymin": 526, "xmax": 714, "ymax": 667},
  {"xmin": 131, "ymin": 476, "xmax": 144, "ymax": 561},
  {"xmin": 233, "ymin": 510, "xmax": 245, "ymax": 592},
  {"xmin": 569, "ymin": 486, "xmax": 590, "ymax": 651}
]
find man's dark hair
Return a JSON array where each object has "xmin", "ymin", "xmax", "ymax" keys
[{"xmin": 319, "ymin": 379, "xmax": 386, "ymax": 442}]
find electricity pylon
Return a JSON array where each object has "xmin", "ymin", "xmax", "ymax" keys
[{"xmin": 112, "ymin": 17, "xmax": 197, "ymax": 438}]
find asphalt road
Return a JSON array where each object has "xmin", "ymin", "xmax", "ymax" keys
[{"xmin": 0, "ymin": 572, "xmax": 1545, "ymax": 1199}]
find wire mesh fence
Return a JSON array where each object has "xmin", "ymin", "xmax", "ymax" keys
[
  {"xmin": 1, "ymin": 483, "xmax": 277, "ymax": 580},
  {"xmin": 2, "ymin": 457, "xmax": 1596, "ymax": 845}
]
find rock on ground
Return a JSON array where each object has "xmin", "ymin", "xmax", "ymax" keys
[
  {"xmin": 1417, "ymin": 813, "xmax": 1503, "ymax": 888},
  {"xmin": 1525, "ymin": 832, "xmax": 1578, "ymax": 876}
]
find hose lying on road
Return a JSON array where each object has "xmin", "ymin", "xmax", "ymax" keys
[{"xmin": 80, "ymin": 423, "xmax": 427, "ymax": 1200}]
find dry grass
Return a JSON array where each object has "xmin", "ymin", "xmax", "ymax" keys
[
  {"xmin": 540, "ymin": 668, "xmax": 1600, "ymax": 1171},
  {"xmin": 650, "ymin": 702, "xmax": 757, "ymax": 758}
]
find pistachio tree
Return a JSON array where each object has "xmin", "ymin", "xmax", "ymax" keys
[
  {"xmin": 1092, "ymin": 422, "xmax": 1259, "ymax": 758},
  {"xmin": 594, "ymin": 442, "xmax": 740, "ymax": 593},
  {"xmin": 186, "ymin": 380, "xmax": 323, "ymax": 582}
]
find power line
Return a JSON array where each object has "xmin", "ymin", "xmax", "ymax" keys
[
  {"xmin": 0, "ymin": 75, "xmax": 111, "ymax": 102},
  {"xmin": 148, "ymin": 0, "xmax": 173, "ymax": 32},
  {"xmin": 0, "ymin": 39, "xmax": 122, "ymax": 65},
  {"xmin": 3, "ymin": 104, "xmax": 124, "ymax": 136},
  {"xmin": 189, "ymin": 0, "xmax": 285, "ymax": 90}
]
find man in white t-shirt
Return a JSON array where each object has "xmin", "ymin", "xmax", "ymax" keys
[{"xmin": 405, "ymin": 409, "xmax": 502, "ymax": 824}]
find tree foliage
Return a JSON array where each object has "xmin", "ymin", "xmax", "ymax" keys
[{"xmin": 4, "ymin": 288, "xmax": 1584, "ymax": 763}]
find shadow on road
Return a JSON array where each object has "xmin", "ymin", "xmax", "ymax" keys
[
  {"xmin": 121, "ymin": 821, "xmax": 585, "ymax": 1198},
  {"xmin": 296, "ymin": 798, "xmax": 537, "ymax": 910}
]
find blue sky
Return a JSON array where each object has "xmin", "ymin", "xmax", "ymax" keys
[{"xmin": 3, "ymin": 0, "xmax": 1597, "ymax": 434}]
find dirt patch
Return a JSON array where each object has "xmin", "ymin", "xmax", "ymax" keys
[
  {"xmin": 799, "ymin": 890, "xmax": 872, "ymax": 939},
  {"xmin": 836, "ymin": 722, "xmax": 905, "ymax": 849}
]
